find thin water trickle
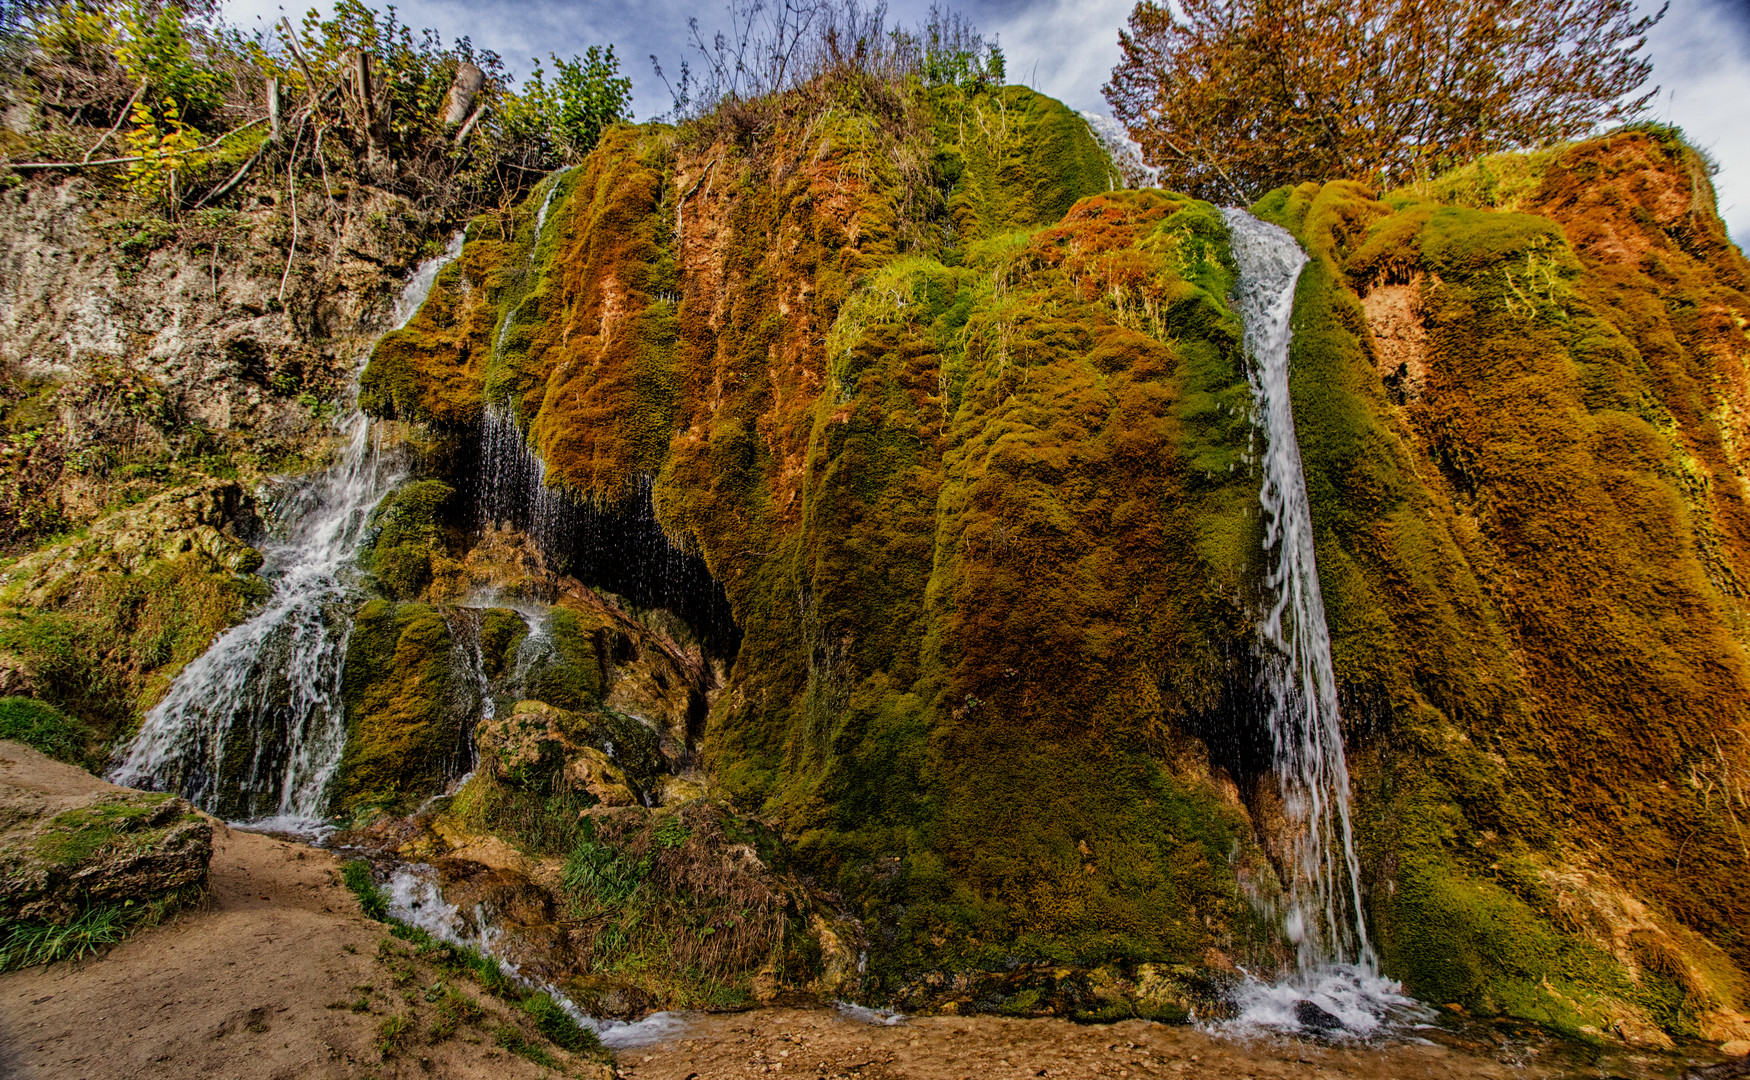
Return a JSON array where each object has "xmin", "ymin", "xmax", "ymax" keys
[
  {"xmin": 109, "ymin": 235, "xmax": 465, "ymax": 829},
  {"xmin": 384, "ymin": 863, "xmax": 687, "ymax": 1048},
  {"xmin": 1218, "ymin": 208, "xmax": 1430, "ymax": 1037},
  {"xmin": 533, "ymin": 169, "xmax": 568, "ymax": 240}
]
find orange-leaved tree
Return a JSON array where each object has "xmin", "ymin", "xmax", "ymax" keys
[{"xmin": 1103, "ymin": 0, "xmax": 1664, "ymax": 201}]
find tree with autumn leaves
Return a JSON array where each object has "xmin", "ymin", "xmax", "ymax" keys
[{"xmin": 1104, "ymin": 0, "xmax": 1665, "ymax": 201}]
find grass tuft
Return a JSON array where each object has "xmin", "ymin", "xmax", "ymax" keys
[
  {"xmin": 342, "ymin": 859, "xmax": 389, "ymax": 921},
  {"xmin": 0, "ymin": 695, "xmax": 97, "ymax": 768}
]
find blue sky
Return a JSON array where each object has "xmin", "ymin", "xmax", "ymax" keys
[{"xmin": 222, "ymin": 0, "xmax": 1750, "ymax": 246}]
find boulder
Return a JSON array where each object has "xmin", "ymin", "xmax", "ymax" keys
[
  {"xmin": 473, "ymin": 700, "xmax": 642, "ymax": 807},
  {"xmin": 0, "ymin": 741, "xmax": 212, "ymax": 927}
]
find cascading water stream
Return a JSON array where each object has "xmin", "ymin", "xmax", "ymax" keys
[
  {"xmin": 384, "ymin": 863, "xmax": 686, "ymax": 1049},
  {"xmin": 1219, "ymin": 209, "xmax": 1427, "ymax": 1037},
  {"xmin": 109, "ymin": 234, "xmax": 465, "ymax": 829}
]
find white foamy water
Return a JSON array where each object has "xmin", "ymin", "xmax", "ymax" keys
[
  {"xmin": 384, "ymin": 863, "xmax": 688, "ymax": 1049},
  {"xmin": 835, "ymin": 1001, "xmax": 906, "ymax": 1026},
  {"xmin": 1221, "ymin": 965, "xmax": 1435, "ymax": 1042},
  {"xmin": 108, "ymin": 236, "xmax": 464, "ymax": 826},
  {"xmin": 1081, "ymin": 112, "xmax": 1159, "ymax": 188},
  {"xmin": 1218, "ymin": 209, "xmax": 1430, "ymax": 1039}
]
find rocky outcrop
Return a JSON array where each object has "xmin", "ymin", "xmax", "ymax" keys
[
  {"xmin": 475, "ymin": 700, "xmax": 640, "ymax": 807},
  {"xmin": 0, "ymin": 176, "xmax": 439, "ymax": 545},
  {"xmin": 0, "ymin": 168, "xmax": 449, "ymax": 755},
  {"xmin": 0, "ymin": 478, "xmax": 261, "ymax": 605},
  {"xmin": 0, "ymin": 739, "xmax": 211, "ymax": 937}
]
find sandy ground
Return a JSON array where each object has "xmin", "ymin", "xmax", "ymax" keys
[
  {"xmin": 615, "ymin": 1007, "xmax": 1596, "ymax": 1080},
  {"xmin": 0, "ymin": 740, "xmax": 604, "ymax": 1080}
]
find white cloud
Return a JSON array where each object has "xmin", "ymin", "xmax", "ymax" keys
[
  {"xmin": 1644, "ymin": 0, "xmax": 1750, "ymax": 246},
  {"xmin": 975, "ymin": 0, "xmax": 1134, "ymax": 113}
]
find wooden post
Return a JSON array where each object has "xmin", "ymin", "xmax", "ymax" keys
[
  {"xmin": 444, "ymin": 63, "xmax": 485, "ymax": 126},
  {"xmin": 278, "ymin": 18, "xmax": 319, "ymax": 106},
  {"xmin": 267, "ymin": 77, "xmax": 281, "ymax": 143},
  {"xmin": 353, "ymin": 50, "xmax": 374, "ymax": 128}
]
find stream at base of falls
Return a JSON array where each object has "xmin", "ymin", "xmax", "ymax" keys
[{"xmin": 381, "ymin": 861, "xmax": 688, "ymax": 1049}]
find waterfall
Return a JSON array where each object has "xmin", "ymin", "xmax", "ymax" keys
[
  {"xmin": 1223, "ymin": 208, "xmax": 1370, "ymax": 970},
  {"xmin": 533, "ymin": 169, "xmax": 567, "ymax": 238},
  {"xmin": 478, "ymin": 403, "xmax": 577, "ymax": 553},
  {"xmin": 1219, "ymin": 210, "xmax": 1425, "ymax": 1037},
  {"xmin": 109, "ymin": 234, "xmax": 464, "ymax": 828}
]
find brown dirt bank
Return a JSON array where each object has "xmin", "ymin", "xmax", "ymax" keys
[{"xmin": 0, "ymin": 740, "xmax": 605, "ymax": 1080}]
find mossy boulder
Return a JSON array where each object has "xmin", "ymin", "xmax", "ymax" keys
[
  {"xmin": 476, "ymin": 699, "xmax": 663, "ymax": 807},
  {"xmin": 0, "ymin": 784, "xmax": 210, "ymax": 925},
  {"xmin": 333, "ymin": 599, "xmax": 471, "ymax": 815},
  {"xmin": 362, "ymin": 479, "xmax": 462, "ymax": 600},
  {"xmin": 476, "ymin": 700, "xmax": 636, "ymax": 807}
]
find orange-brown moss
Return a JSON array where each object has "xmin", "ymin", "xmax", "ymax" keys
[{"xmin": 1254, "ymin": 128, "xmax": 1750, "ymax": 1034}]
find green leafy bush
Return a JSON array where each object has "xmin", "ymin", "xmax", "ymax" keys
[{"xmin": 508, "ymin": 46, "xmax": 632, "ymax": 163}]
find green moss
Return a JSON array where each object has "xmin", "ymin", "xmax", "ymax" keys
[
  {"xmin": 362, "ymin": 84, "xmax": 1750, "ymax": 1034},
  {"xmin": 0, "ymin": 696, "xmax": 97, "ymax": 767},
  {"xmin": 1251, "ymin": 127, "xmax": 1750, "ymax": 1036},
  {"xmin": 333, "ymin": 600, "xmax": 466, "ymax": 814},
  {"xmin": 519, "ymin": 606, "xmax": 605, "ymax": 710},
  {"xmin": 363, "ymin": 480, "xmax": 460, "ymax": 600},
  {"xmin": 0, "ymin": 554, "xmax": 257, "ymax": 747},
  {"xmin": 927, "ymin": 84, "xmax": 1121, "ymax": 244}
]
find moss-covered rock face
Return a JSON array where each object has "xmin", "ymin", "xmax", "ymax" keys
[
  {"xmin": 367, "ymin": 78, "xmax": 1750, "ymax": 1041},
  {"xmin": 334, "ymin": 583, "xmax": 709, "ymax": 817},
  {"xmin": 1253, "ymin": 126, "xmax": 1750, "ymax": 1043},
  {"xmin": 0, "ymin": 480, "xmax": 266, "ymax": 754}
]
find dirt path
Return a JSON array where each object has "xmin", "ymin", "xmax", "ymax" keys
[
  {"xmin": 616, "ymin": 1008, "xmax": 1503, "ymax": 1080},
  {"xmin": 0, "ymin": 741, "xmax": 604, "ymax": 1080},
  {"xmin": 616, "ymin": 1006, "xmax": 1733, "ymax": 1080}
]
